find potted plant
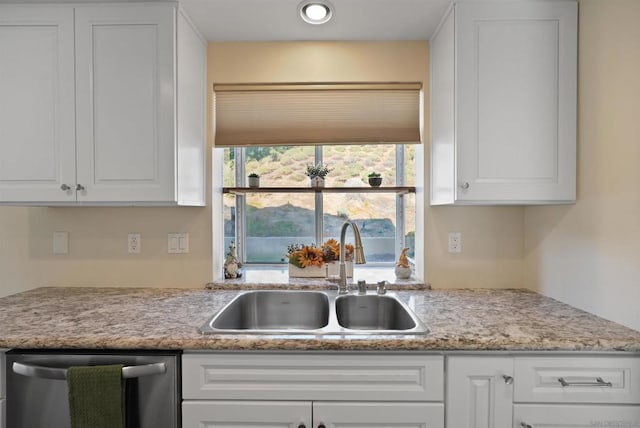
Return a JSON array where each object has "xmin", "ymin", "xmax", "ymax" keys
[
  {"xmin": 367, "ymin": 172, "xmax": 383, "ymax": 187},
  {"xmin": 247, "ymin": 173, "xmax": 260, "ymax": 188},
  {"xmin": 305, "ymin": 162, "xmax": 332, "ymax": 188}
]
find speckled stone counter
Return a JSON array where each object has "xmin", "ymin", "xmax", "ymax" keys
[{"xmin": 0, "ymin": 287, "xmax": 639, "ymax": 352}]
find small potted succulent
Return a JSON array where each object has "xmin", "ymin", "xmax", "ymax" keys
[
  {"xmin": 305, "ymin": 162, "xmax": 332, "ymax": 188},
  {"xmin": 367, "ymin": 172, "xmax": 382, "ymax": 187},
  {"xmin": 247, "ymin": 173, "xmax": 260, "ymax": 188}
]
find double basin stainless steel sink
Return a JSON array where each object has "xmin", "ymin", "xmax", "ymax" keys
[{"xmin": 200, "ymin": 290, "xmax": 429, "ymax": 335}]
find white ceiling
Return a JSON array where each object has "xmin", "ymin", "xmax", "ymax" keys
[{"xmin": 179, "ymin": 0, "xmax": 452, "ymax": 41}]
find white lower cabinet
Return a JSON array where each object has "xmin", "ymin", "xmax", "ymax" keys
[
  {"xmin": 182, "ymin": 401, "xmax": 444, "ymax": 428},
  {"xmin": 514, "ymin": 404, "xmax": 640, "ymax": 427},
  {"xmin": 446, "ymin": 356, "xmax": 514, "ymax": 428},
  {"xmin": 182, "ymin": 353, "xmax": 640, "ymax": 428},
  {"xmin": 182, "ymin": 352, "xmax": 445, "ymax": 428},
  {"xmin": 182, "ymin": 401, "xmax": 311, "ymax": 427},
  {"xmin": 446, "ymin": 355, "xmax": 640, "ymax": 428}
]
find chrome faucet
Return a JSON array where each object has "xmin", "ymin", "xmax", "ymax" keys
[{"xmin": 338, "ymin": 220, "xmax": 366, "ymax": 294}]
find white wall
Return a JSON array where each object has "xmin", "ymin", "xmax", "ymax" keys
[{"xmin": 524, "ymin": 0, "xmax": 640, "ymax": 331}]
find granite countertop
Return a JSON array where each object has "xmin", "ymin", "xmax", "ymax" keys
[{"xmin": 0, "ymin": 287, "xmax": 639, "ymax": 352}]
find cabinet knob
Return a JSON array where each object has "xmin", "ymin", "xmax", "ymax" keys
[
  {"xmin": 318, "ymin": 425, "xmax": 326, "ymax": 428},
  {"xmin": 60, "ymin": 184, "xmax": 71, "ymax": 191},
  {"xmin": 298, "ymin": 425, "xmax": 306, "ymax": 428},
  {"xmin": 76, "ymin": 184, "xmax": 85, "ymax": 191},
  {"xmin": 502, "ymin": 374, "xmax": 514, "ymax": 385},
  {"xmin": 520, "ymin": 423, "xmax": 534, "ymax": 428},
  {"xmin": 460, "ymin": 182, "xmax": 470, "ymax": 190}
]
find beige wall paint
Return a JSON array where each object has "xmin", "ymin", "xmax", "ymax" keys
[
  {"xmin": 208, "ymin": 41, "xmax": 525, "ymax": 289},
  {"xmin": 0, "ymin": 41, "xmax": 525, "ymax": 297},
  {"xmin": 525, "ymin": 0, "xmax": 640, "ymax": 330},
  {"xmin": 0, "ymin": 203, "xmax": 213, "ymax": 295}
]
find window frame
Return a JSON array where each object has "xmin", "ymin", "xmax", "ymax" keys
[{"xmin": 228, "ymin": 144, "xmax": 411, "ymax": 266}]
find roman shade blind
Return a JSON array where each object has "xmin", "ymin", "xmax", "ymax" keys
[{"xmin": 213, "ymin": 83, "xmax": 422, "ymax": 147}]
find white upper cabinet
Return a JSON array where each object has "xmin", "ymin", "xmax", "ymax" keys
[
  {"xmin": 430, "ymin": 1, "xmax": 577, "ymax": 205},
  {"xmin": 0, "ymin": 7, "xmax": 76, "ymax": 203},
  {"xmin": 0, "ymin": 4, "xmax": 206, "ymax": 206}
]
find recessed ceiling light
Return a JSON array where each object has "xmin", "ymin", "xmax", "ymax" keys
[{"xmin": 298, "ymin": 0, "xmax": 334, "ymax": 25}]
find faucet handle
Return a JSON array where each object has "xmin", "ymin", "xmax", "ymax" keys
[
  {"xmin": 357, "ymin": 280, "xmax": 367, "ymax": 295},
  {"xmin": 377, "ymin": 281, "xmax": 388, "ymax": 295}
]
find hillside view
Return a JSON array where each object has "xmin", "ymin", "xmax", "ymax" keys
[{"xmin": 223, "ymin": 145, "xmax": 416, "ymax": 263}]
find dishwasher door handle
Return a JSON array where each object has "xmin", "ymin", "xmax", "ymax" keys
[{"xmin": 12, "ymin": 361, "xmax": 167, "ymax": 380}]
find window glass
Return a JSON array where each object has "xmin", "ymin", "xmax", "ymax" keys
[
  {"xmin": 246, "ymin": 146, "xmax": 314, "ymax": 187},
  {"xmin": 245, "ymin": 193, "xmax": 316, "ymax": 263},
  {"xmin": 323, "ymin": 192, "xmax": 398, "ymax": 263},
  {"xmin": 223, "ymin": 144, "xmax": 415, "ymax": 265}
]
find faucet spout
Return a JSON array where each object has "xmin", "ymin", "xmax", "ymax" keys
[{"xmin": 338, "ymin": 220, "xmax": 366, "ymax": 294}]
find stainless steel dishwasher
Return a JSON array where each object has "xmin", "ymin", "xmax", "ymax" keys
[{"xmin": 6, "ymin": 350, "xmax": 181, "ymax": 428}]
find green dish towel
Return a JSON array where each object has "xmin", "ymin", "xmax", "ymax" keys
[{"xmin": 67, "ymin": 364, "xmax": 125, "ymax": 428}]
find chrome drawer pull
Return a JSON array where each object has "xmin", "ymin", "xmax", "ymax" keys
[
  {"xmin": 521, "ymin": 423, "xmax": 534, "ymax": 428},
  {"xmin": 557, "ymin": 376, "xmax": 613, "ymax": 387},
  {"xmin": 12, "ymin": 361, "xmax": 166, "ymax": 380}
]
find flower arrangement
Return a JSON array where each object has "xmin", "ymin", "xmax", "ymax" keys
[{"xmin": 287, "ymin": 239, "xmax": 354, "ymax": 269}]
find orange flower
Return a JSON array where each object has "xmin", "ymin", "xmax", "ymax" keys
[
  {"xmin": 344, "ymin": 244, "xmax": 354, "ymax": 261},
  {"xmin": 289, "ymin": 250, "xmax": 305, "ymax": 268},
  {"xmin": 298, "ymin": 246, "xmax": 324, "ymax": 268},
  {"xmin": 322, "ymin": 239, "xmax": 340, "ymax": 261}
]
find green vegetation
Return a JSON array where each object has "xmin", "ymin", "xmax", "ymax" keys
[{"xmin": 224, "ymin": 144, "xmax": 417, "ymax": 243}]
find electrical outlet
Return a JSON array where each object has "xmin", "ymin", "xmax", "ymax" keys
[
  {"xmin": 128, "ymin": 233, "xmax": 141, "ymax": 254},
  {"xmin": 53, "ymin": 231, "xmax": 69, "ymax": 255},
  {"xmin": 448, "ymin": 232, "xmax": 462, "ymax": 253}
]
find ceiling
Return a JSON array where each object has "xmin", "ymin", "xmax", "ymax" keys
[{"xmin": 179, "ymin": 0, "xmax": 452, "ymax": 41}]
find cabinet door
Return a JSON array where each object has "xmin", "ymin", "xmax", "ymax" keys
[
  {"xmin": 456, "ymin": 2, "xmax": 577, "ymax": 203},
  {"xmin": 75, "ymin": 5, "xmax": 176, "ymax": 203},
  {"xmin": 514, "ymin": 404, "xmax": 640, "ymax": 427},
  {"xmin": 314, "ymin": 402, "xmax": 444, "ymax": 428},
  {"xmin": 182, "ymin": 401, "xmax": 311, "ymax": 428},
  {"xmin": 447, "ymin": 357, "xmax": 513, "ymax": 428},
  {"xmin": 0, "ymin": 6, "xmax": 76, "ymax": 203}
]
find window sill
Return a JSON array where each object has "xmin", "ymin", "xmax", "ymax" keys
[
  {"xmin": 207, "ymin": 266, "xmax": 427, "ymax": 290},
  {"xmin": 223, "ymin": 186, "xmax": 415, "ymax": 194}
]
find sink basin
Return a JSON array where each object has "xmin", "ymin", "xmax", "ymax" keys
[
  {"xmin": 336, "ymin": 295, "xmax": 418, "ymax": 331},
  {"xmin": 201, "ymin": 290, "xmax": 330, "ymax": 333},
  {"xmin": 200, "ymin": 290, "xmax": 429, "ymax": 335}
]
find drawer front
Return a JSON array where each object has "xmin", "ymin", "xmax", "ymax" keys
[
  {"xmin": 514, "ymin": 404, "xmax": 640, "ymax": 427},
  {"xmin": 182, "ymin": 352, "xmax": 444, "ymax": 401},
  {"xmin": 515, "ymin": 357, "xmax": 640, "ymax": 404}
]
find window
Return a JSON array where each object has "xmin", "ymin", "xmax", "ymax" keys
[{"xmin": 223, "ymin": 144, "xmax": 415, "ymax": 265}]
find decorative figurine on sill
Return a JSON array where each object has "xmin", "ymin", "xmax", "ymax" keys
[
  {"xmin": 395, "ymin": 247, "xmax": 412, "ymax": 279},
  {"xmin": 224, "ymin": 241, "xmax": 242, "ymax": 279}
]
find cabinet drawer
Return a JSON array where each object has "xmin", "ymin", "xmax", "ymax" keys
[
  {"xmin": 514, "ymin": 404, "xmax": 640, "ymax": 427},
  {"xmin": 182, "ymin": 352, "xmax": 444, "ymax": 401},
  {"xmin": 514, "ymin": 357, "xmax": 640, "ymax": 404}
]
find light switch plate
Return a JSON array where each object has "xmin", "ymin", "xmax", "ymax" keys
[
  {"xmin": 168, "ymin": 233, "xmax": 189, "ymax": 254},
  {"xmin": 53, "ymin": 231, "xmax": 69, "ymax": 255}
]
